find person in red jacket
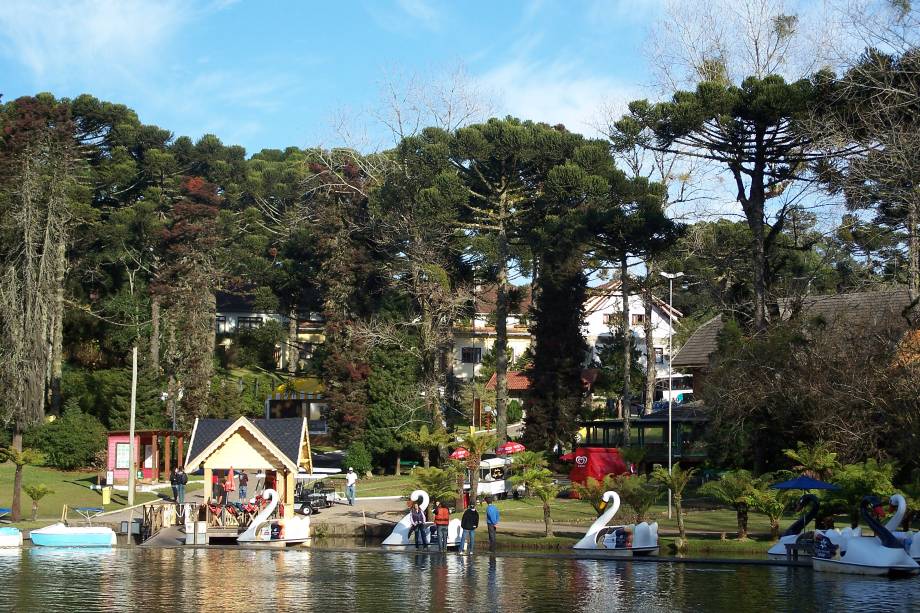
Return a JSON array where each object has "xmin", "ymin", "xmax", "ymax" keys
[{"xmin": 433, "ymin": 500, "xmax": 451, "ymax": 552}]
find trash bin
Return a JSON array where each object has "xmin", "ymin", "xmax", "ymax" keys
[{"xmin": 101, "ymin": 486, "xmax": 112, "ymax": 505}]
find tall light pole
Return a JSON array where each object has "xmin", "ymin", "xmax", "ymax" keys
[{"xmin": 660, "ymin": 271, "xmax": 683, "ymax": 519}]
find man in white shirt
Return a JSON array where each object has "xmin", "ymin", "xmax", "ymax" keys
[{"xmin": 345, "ymin": 467, "xmax": 358, "ymax": 506}]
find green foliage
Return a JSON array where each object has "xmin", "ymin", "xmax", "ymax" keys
[
  {"xmin": 698, "ymin": 469, "xmax": 756, "ymax": 539},
  {"xmin": 343, "ymin": 441, "xmax": 373, "ymax": 475},
  {"xmin": 363, "ymin": 344, "xmax": 423, "ymax": 458},
  {"xmin": 25, "ymin": 400, "xmax": 107, "ymax": 470},
  {"xmin": 827, "ymin": 459, "xmax": 898, "ymax": 526},
  {"xmin": 507, "ymin": 399, "xmax": 523, "ymax": 425},
  {"xmin": 510, "ymin": 467, "xmax": 560, "ymax": 536},
  {"xmin": 512, "ymin": 450, "xmax": 548, "ymax": 474},
  {"xmin": 651, "ymin": 463, "xmax": 697, "ymax": 498},
  {"xmin": 408, "ymin": 466, "xmax": 459, "ymax": 506},
  {"xmin": 61, "ymin": 366, "xmax": 165, "ymax": 430},
  {"xmin": 699, "ymin": 470, "xmax": 756, "ymax": 509},
  {"xmin": 611, "ymin": 474, "xmax": 661, "ymax": 522},
  {"xmin": 220, "ymin": 320, "xmax": 286, "ymax": 371},
  {"xmin": 783, "ymin": 441, "xmax": 839, "ymax": 480},
  {"xmin": 571, "ymin": 475, "xmax": 619, "ymax": 516},
  {"xmin": 23, "ymin": 484, "xmax": 53, "ymax": 502}
]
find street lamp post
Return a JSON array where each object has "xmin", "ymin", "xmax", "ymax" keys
[{"xmin": 660, "ymin": 271, "xmax": 684, "ymax": 519}]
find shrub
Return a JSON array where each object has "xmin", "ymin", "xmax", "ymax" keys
[
  {"xmin": 28, "ymin": 400, "xmax": 107, "ymax": 470},
  {"xmin": 507, "ymin": 399, "xmax": 523, "ymax": 424},
  {"xmin": 343, "ymin": 441, "xmax": 373, "ymax": 476}
]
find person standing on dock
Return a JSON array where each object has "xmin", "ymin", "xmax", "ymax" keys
[
  {"xmin": 212, "ymin": 471, "xmax": 221, "ymax": 502},
  {"xmin": 170, "ymin": 468, "xmax": 179, "ymax": 502},
  {"xmin": 459, "ymin": 502, "xmax": 479, "ymax": 555},
  {"xmin": 239, "ymin": 471, "xmax": 249, "ymax": 502},
  {"xmin": 345, "ymin": 467, "xmax": 358, "ymax": 506},
  {"xmin": 176, "ymin": 467, "xmax": 188, "ymax": 504},
  {"xmin": 434, "ymin": 500, "xmax": 451, "ymax": 552},
  {"xmin": 485, "ymin": 496, "xmax": 500, "ymax": 551},
  {"xmin": 410, "ymin": 499, "xmax": 428, "ymax": 549}
]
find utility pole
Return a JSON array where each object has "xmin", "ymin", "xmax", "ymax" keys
[
  {"xmin": 127, "ymin": 345, "xmax": 138, "ymax": 506},
  {"xmin": 660, "ymin": 271, "xmax": 683, "ymax": 520}
]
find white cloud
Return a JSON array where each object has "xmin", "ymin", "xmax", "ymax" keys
[
  {"xmin": 475, "ymin": 58, "xmax": 643, "ymax": 137},
  {"xmin": 0, "ymin": 0, "xmax": 189, "ymax": 82},
  {"xmin": 396, "ymin": 0, "xmax": 440, "ymax": 29}
]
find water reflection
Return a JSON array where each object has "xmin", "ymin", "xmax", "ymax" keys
[{"xmin": 0, "ymin": 548, "xmax": 918, "ymax": 612}]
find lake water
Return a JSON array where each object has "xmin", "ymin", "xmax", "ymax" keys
[{"xmin": 1, "ymin": 547, "xmax": 920, "ymax": 612}]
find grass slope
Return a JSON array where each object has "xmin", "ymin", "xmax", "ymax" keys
[{"xmin": 0, "ymin": 462, "xmax": 162, "ymax": 522}]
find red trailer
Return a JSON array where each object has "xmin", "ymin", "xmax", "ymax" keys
[{"xmin": 562, "ymin": 447, "xmax": 627, "ymax": 486}]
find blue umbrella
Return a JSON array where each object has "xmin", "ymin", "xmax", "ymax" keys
[{"xmin": 769, "ymin": 475, "xmax": 840, "ymax": 491}]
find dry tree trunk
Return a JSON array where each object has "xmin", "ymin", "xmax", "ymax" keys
[
  {"xmin": 620, "ymin": 256, "xmax": 632, "ymax": 445},
  {"xmin": 642, "ymin": 265, "xmax": 656, "ymax": 416},
  {"xmin": 150, "ymin": 295, "xmax": 161, "ymax": 376}
]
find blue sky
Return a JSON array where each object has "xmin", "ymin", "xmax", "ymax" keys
[{"xmin": 0, "ymin": 0, "xmax": 663, "ymax": 155}]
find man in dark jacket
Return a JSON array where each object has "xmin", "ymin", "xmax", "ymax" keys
[
  {"xmin": 176, "ymin": 467, "xmax": 188, "ymax": 504},
  {"xmin": 458, "ymin": 502, "xmax": 479, "ymax": 555}
]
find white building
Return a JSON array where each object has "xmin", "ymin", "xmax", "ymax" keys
[
  {"xmin": 451, "ymin": 285, "xmax": 533, "ymax": 382},
  {"xmin": 451, "ymin": 281, "xmax": 682, "ymax": 388}
]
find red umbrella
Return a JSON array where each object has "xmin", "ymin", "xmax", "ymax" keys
[
  {"xmin": 449, "ymin": 447, "xmax": 469, "ymax": 460},
  {"xmin": 559, "ymin": 452, "xmax": 576, "ymax": 462},
  {"xmin": 496, "ymin": 441, "xmax": 525, "ymax": 455}
]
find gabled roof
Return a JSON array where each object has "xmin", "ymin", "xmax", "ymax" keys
[
  {"xmin": 185, "ymin": 417, "xmax": 308, "ymax": 472},
  {"xmin": 485, "ymin": 371, "xmax": 531, "ymax": 391},
  {"xmin": 778, "ymin": 287, "xmax": 913, "ymax": 327},
  {"xmin": 584, "ymin": 279, "xmax": 683, "ymax": 320},
  {"xmin": 485, "ymin": 369, "xmax": 600, "ymax": 391},
  {"xmin": 474, "ymin": 284, "xmax": 532, "ymax": 315},
  {"xmin": 670, "ymin": 287, "xmax": 916, "ymax": 371},
  {"xmin": 670, "ymin": 315, "xmax": 723, "ymax": 369}
]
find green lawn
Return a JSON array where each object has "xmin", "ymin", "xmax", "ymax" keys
[
  {"xmin": 0, "ymin": 462, "xmax": 169, "ymax": 522},
  {"xmin": 334, "ymin": 474, "xmax": 414, "ymax": 497},
  {"xmin": 496, "ymin": 496, "xmax": 779, "ymax": 536}
]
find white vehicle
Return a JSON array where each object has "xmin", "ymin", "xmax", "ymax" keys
[
  {"xmin": 464, "ymin": 457, "xmax": 514, "ymax": 499},
  {"xmin": 654, "ymin": 372, "xmax": 693, "ymax": 404}
]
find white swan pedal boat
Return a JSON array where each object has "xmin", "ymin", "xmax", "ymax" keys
[
  {"xmin": 573, "ymin": 491, "xmax": 659, "ymax": 556},
  {"xmin": 381, "ymin": 489, "xmax": 462, "ymax": 548},
  {"xmin": 0, "ymin": 527, "xmax": 23, "ymax": 548},
  {"xmin": 236, "ymin": 488, "xmax": 311, "ymax": 546},
  {"xmin": 30, "ymin": 523, "xmax": 116, "ymax": 547},
  {"xmin": 812, "ymin": 496, "xmax": 920, "ymax": 577},
  {"xmin": 767, "ymin": 493, "xmax": 820, "ymax": 560}
]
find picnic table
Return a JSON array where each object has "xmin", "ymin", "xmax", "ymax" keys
[{"xmin": 73, "ymin": 507, "xmax": 105, "ymax": 525}]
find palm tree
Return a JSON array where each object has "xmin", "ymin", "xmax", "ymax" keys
[
  {"xmin": 511, "ymin": 468, "xmax": 560, "ymax": 537},
  {"xmin": 699, "ymin": 469, "xmax": 756, "ymax": 540},
  {"xmin": 783, "ymin": 441, "xmax": 839, "ymax": 480},
  {"xmin": 408, "ymin": 466, "xmax": 460, "ymax": 511},
  {"xmin": 748, "ymin": 476, "xmax": 790, "ymax": 540},
  {"xmin": 572, "ymin": 475, "xmax": 618, "ymax": 516},
  {"xmin": 613, "ymin": 474, "xmax": 660, "ymax": 523},
  {"xmin": 453, "ymin": 429, "xmax": 498, "ymax": 505},
  {"xmin": 23, "ymin": 484, "xmax": 54, "ymax": 522},
  {"xmin": 652, "ymin": 462, "xmax": 697, "ymax": 548},
  {"xmin": 512, "ymin": 450, "xmax": 547, "ymax": 474},
  {"xmin": 406, "ymin": 425, "xmax": 450, "ymax": 469}
]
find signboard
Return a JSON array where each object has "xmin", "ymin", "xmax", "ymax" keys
[{"xmin": 115, "ymin": 443, "xmax": 130, "ymax": 469}]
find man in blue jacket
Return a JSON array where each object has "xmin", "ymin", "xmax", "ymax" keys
[{"xmin": 485, "ymin": 496, "xmax": 500, "ymax": 551}]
